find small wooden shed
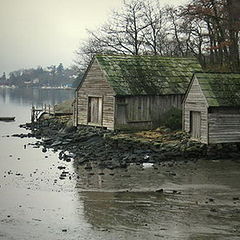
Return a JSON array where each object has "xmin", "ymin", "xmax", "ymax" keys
[
  {"xmin": 74, "ymin": 55, "xmax": 201, "ymax": 130},
  {"xmin": 183, "ymin": 72, "xmax": 240, "ymax": 144}
]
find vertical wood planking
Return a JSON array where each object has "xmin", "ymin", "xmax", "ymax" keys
[
  {"xmin": 183, "ymin": 76, "xmax": 208, "ymax": 144},
  {"xmin": 115, "ymin": 94, "xmax": 183, "ymax": 129},
  {"xmin": 76, "ymin": 59, "xmax": 115, "ymax": 129}
]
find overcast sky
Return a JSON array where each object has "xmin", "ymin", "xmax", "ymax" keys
[{"xmin": 0, "ymin": 0, "xmax": 187, "ymax": 74}]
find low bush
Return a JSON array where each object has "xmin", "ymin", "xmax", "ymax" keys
[{"xmin": 161, "ymin": 108, "xmax": 182, "ymax": 130}]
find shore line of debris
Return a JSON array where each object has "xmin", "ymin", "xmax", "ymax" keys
[{"xmin": 15, "ymin": 118, "xmax": 240, "ymax": 169}]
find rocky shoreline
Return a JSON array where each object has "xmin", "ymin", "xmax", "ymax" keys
[{"xmin": 15, "ymin": 118, "xmax": 240, "ymax": 169}]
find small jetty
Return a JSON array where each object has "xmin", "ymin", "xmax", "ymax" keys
[
  {"xmin": 31, "ymin": 104, "xmax": 54, "ymax": 122},
  {"xmin": 31, "ymin": 101, "xmax": 73, "ymax": 122},
  {"xmin": 0, "ymin": 117, "xmax": 15, "ymax": 122}
]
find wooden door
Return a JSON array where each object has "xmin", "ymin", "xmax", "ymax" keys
[
  {"xmin": 88, "ymin": 97, "xmax": 102, "ymax": 124},
  {"xmin": 116, "ymin": 104, "xmax": 127, "ymax": 125},
  {"xmin": 190, "ymin": 111, "xmax": 201, "ymax": 139}
]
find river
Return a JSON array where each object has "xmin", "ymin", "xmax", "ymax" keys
[{"xmin": 0, "ymin": 87, "xmax": 240, "ymax": 240}]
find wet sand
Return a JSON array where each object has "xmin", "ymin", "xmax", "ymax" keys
[
  {"xmin": 1, "ymin": 131, "xmax": 240, "ymax": 240},
  {"xmin": 1, "ymin": 88, "xmax": 240, "ymax": 239}
]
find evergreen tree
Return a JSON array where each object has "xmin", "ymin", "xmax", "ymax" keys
[
  {"xmin": 0, "ymin": 72, "xmax": 6, "ymax": 83},
  {"xmin": 57, "ymin": 63, "xmax": 64, "ymax": 74}
]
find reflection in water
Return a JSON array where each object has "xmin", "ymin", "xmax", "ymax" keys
[
  {"xmin": 0, "ymin": 88, "xmax": 74, "ymax": 107},
  {"xmin": 74, "ymin": 161, "xmax": 240, "ymax": 239}
]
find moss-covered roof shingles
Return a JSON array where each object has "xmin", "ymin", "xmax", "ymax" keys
[
  {"xmin": 96, "ymin": 55, "xmax": 201, "ymax": 96},
  {"xmin": 196, "ymin": 72, "xmax": 240, "ymax": 107}
]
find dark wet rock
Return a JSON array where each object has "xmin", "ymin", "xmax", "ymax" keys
[
  {"xmin": 42, "ymin": 148, "xmax": 47, "ymax": 153},
  {"xmin": 60, "ymin": 173, "xmax": 67, "ymax": 178},
  {"xmin": 210, "ymin": 208, "xmax": 217, "ymax": 212},
  {"xmin": 21, "ymin": 118, "xmax": 240, "ymax": 170},
  {"xmin": 32, "ymin": 218, "xmax": 42, "ymax": 222},
  {"xmin": 57, "ymin": 166, "xmax": 66, "ymax": 170},
  {"xmin": 84, "ymin": 163, "xmax": 92, "ymax": 170},
  {"xmin": 33, "ymin": 145, "xmax": 40, "ymax": 148},
  {"xmin": 51, "ymin": 141, "xmax": 62, "ymax": 147},
  {"xmin": 156, "ymin": 189, "xmax": 163, "ymax": 193},
  {"xmin": 163, "ymin": 189, "xmax": 180, "ymax": 194},
  {"xmin": 12, "ymin": 133, "xmax": 31, "ymax": 138},
  {"xmin": 99, "ymin": 228, "xmax": 109, "ymax": 232}
]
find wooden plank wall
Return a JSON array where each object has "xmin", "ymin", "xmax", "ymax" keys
[
  {"xmin": 73, "ymin": 91, "xmax": 78, "ymax": 127},
  {"xmin": 115, "ymin": 94, "xmax": 183, "ymax": 130},
  {"xmin": 76, "ymin": 59, "xmax": 115, "ymax": 129},
  {"xmin": 72, "ymin": 100, "xmax": 76, "ymax": 126},
  {"xmin": 183, "ymin": 76, "xmax": 208, "ymax": 143},
  {"xmin": 209, "ymin": 111, "xmax": 240, "ymax": 143}
]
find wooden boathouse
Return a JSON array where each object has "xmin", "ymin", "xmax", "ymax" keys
[
  {"xmin": 183, "ymin": 72, "xmax": 240, "ymax": 144},
  {"xmin": 74, "ymin": 55, "xmax": 201, "ymax": 130}
]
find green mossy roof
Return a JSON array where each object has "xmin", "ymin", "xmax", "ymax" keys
[
  {"xmin": 196, "ymin": 72, "xmax": 240, "ymax": 107},
  {"xmin": 96, "ymin": 55, "xmax": 201, "ymax": 95}
]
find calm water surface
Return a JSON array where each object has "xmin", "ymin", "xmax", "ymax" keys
[{"xmin": 0, "ymin": 88, "xmax": 240, "ymax": 240}]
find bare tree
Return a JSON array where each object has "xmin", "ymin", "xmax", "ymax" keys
[
  {"xmin": 75, "ymin": 0, "xmax": 152, "ymax": 68},
  {"xmin": 141, "ymin": 1, "xmax": 169, "ymax": 55},
  {"xmin": 74, "ymin": 0, "xmax": 240, "ymax": 71},
  {"xmin": 183, "ymin": 0, "xmax": 240, "ymax": 71}
]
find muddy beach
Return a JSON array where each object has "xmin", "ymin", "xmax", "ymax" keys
[{"xmin": 1, "ymin": 88, "xmax": 240, "ymax": 240}]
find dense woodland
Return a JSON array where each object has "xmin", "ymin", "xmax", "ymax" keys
[
  {"xmin": 0, "ymin": 64, "xmax": 80, "ymax": 88},
  {"xmin": 75, "ymin": 0, "xmax": 240, "ymax": 72}
]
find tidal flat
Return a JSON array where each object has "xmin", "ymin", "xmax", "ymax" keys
[{"xmin": 0, "ymin": 88, "xmax": 240, "ymax": 240}]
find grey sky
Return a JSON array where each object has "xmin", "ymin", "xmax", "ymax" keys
[{"xmin": 0, "ymin": 0, "xmax": 187, "ymax": 74}]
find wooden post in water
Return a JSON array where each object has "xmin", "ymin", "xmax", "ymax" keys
[{"xmin": 31, "ymin": 106, "xmax": 35, "ymax": 122}]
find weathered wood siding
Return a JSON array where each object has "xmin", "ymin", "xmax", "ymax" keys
[
  {"xmin": 72, "ymin": 99, "xmax": 77, "ymax": 127},
  {"xmin": 76, "ymin": 59, "xmax": 115, "ymax": 129},
  {"xmin": 183, "ymin": 76, "xmax": 208, "ymax": 143},
  {"xmin": 208, "ymin": 108, "xmax": 240, "ymax": 143},
  {"xmin": 115, "ymin": 95, "xmax": 183, "ymax": 130}
]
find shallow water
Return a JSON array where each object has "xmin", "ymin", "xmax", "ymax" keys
[{"xmin": 0, "ymin": 88, "xmax": 240, "ymax": 240}]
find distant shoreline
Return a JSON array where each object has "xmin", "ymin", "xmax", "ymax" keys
[{"xmin": 0, "ymin": 85, "xmax": 74, "ymax": 90}]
